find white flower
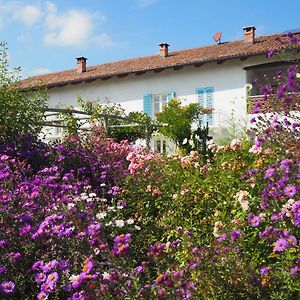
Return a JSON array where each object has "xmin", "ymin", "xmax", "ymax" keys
[
  {"xmin": 182, "ymin": 138, "xmax": 188, "ymax": 145},
  {"xmin": 135, "ymin": 225, "xmax": 141, "ymax": 231},
  {"xmin": 67, "ymin": 203, "xmax": 75, "ymax": 209},
  {"xmin": 115, "ymin": 220, "xmax": 125, "ymax": 227},
  {"xmin": 69, "ymin": 274, "xmax": 80, "ymax": 283},
  {"xmin": 89, "ymin": 193, "xmax": 97, "ymax": 198},
  {"xmin": 96, "ymin": 212, "xmax": 107, "ymax": 220},
  {"xmin": 117, "ymin": 205, "xmax": 124, "ymax": 210},
  {"xmin": 100, "ymin": 183, "xmax": 106, "ymax": 187},
  {"xmin": 107, "ymin": 206, "xmax": 116, "ymax": 212},
  {"xmin": 126, "ymin": 218, "xmax": 135, "ymax": 225},
  {"xmin": 102, "ymin": 272, "xmax": 111, "ymax": 280},
  {"xmin": 234, "ymin": 190, "xmax": 250, "ymax": 211}
]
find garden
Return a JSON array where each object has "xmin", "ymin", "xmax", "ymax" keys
[{"xmin": 0, "ymin": 35, "xmax": 299, "ymax": 299}]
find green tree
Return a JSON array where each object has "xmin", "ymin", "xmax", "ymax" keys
[
  {"xmin": 0, "ymin": 42, "xmax": 47, "ymax": 142},
  {"xmin": 156, "ymin": 98, "xmax": 202, "ymax": 148}
]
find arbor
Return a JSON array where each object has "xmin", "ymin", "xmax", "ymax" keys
[{"xmin": 0, "ymin": 42, "xmax": 47, "ymax": 142}]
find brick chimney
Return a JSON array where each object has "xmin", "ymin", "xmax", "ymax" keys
[
  {"xmin": 159, "ymin": 43, "xmax": 169, "ymax": 57},
  {"xmin": 243, "ymin": 26, "xmax": 256, "ymax": 43},
  {"xmin": 76, "ymin": 57, "xmax": 87, "ymax": 73}
]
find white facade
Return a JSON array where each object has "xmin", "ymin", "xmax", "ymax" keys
[{"xmin": 44, "ymin": 54, "xmax": 274, "ymax": 144}]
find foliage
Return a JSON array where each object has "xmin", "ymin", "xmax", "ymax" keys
[
  {"xmin": 0, "ymin": 42, "xmax": 47, "ymax": 142},
  {"xmin": 156, "ymin": 98, "xmax": 202, "ymax": 148}
]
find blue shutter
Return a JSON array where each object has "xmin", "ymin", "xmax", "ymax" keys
[
  {"xmin": 197, "ymin": 88, "xmax": 206, "ymax": 126},
  {"xmin": 143, "ymin": 94, "xmax": 152, "ymax": 117},
  {"xmin": 206, "ymin": 87, "xmax": 214, "ymax": 126},
  {"xmin": 167, "ymin": 91, "xmax": 176, "ymax": 102}
]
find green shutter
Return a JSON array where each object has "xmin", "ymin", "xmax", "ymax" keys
[
  {"xmin": 206, "ymin": 87, "xmax": 214, "ymax": 126},
  {"xmin": 143, "ymin": 94, "xmax": 153, "ymax": 117}
]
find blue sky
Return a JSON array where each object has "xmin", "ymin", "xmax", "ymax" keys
[{"xmin": 1, "ymin": 0, "xmax": 300, "ymax": 78}]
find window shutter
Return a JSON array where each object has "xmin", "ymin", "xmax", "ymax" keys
[
  {"xmin": 197, "ymin": 88, "xmax": 206, "ymax": 126},
  {"xmin": 206, "ymin": 87, "xmax": 214, "ymax": 126},
  {"xmin": 167, "ymin": 91, "xmax": 176, "ymax": 102},
  {"xmin": 143, "ymin": 94, "xmax": 153, "ymax": 117}
]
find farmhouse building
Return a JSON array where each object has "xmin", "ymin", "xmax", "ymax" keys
[{"xmin": 21, "ymin": 26, "xmax": 300, "ymax": 148}]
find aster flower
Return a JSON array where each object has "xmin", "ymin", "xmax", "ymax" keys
[
  {"xmin": 248, "ymin": 214, "xmax": 261, "ymax": 227},
  {"xmin": 0, "ymin": 281, "xmax": 15, "ymax": 294},
  {"xmin": 260, "ymin": 266, "xmax": 272, "ymax": 275},
  {"xmin": 274, "ymin": 238, "xmax": 288, "ymax": 252},
  {"xmin": 47, "ymin": 272, "xmax": 59, "ymax": 284},
  {"xmin": 230, "ymin": 229, "xmax": 243, "ymax": 243},
  {"xmin": 264, "ymin": 167, "xmax": 276, "ymax": 179},
  {"xmin": 37, "ymin": 291, "xmax": 48, "ymax": 300},
  {"xmin": 35, "ymin": 273, "xmax": 47, "ymax": 283},
  {"xmin": 290, "ymin": 266, "xmax": 299, "ymax": 276},
  {"xmin": 217, "ymin": 233, "xmax": 227, "ymax": 242},
  {"xmin": 284, "ymin": 185, "xmax": 297, "ymax": 197}
]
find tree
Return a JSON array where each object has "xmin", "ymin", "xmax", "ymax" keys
[
  {"xmin": 156, "ymin": 98, "xmax": 202, "ymax": 148},
  {"xmin": 0, "ymin": 42, "xmax": 47, "ymax": 142}
]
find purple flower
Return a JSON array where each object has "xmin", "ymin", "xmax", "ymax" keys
[
  {"xmin": 1, "ymin": 281, "xmax": 15, "ymax": 294},
  {"xmin": 230, "ymin": 229, "xmax": 243, "ymax": 243},
  {"xmin": 135, "ymin": 265, "xmax": 143, "ymax": 274},
  {"xmin": 41, "ymin": 281, "xmax": 54, "ymax": 293},
  {"xmin": 284, "ymin": 185, "xmax": 297, "ymax": 197},
  {"xmin": 47, "ymin": 272, "xmax": 59, "ymax": 284},
  {"xmin": 270, "ymin": 211, "xmax": 285, "ymax": 222},
  {"xmin": 266, "ymin": 49, "xmax": 274, "ymax": 58},
  {"xmin": 290, "ymin": 266, "xmax": 299, "ymax": 276},
  {"xmin": 37, "ymin": 291, "xmax": 48, "ymax": 300},
  {"xmin": 217, "ymin": 233, "xmax": 227, "ymax": 242},
  {"xmin": 260, "ymin": 266, "xmax": 272, "ymax": 275},
  {"xmin": 35, "ymin": 273, "xmax": 47, "ymax": 283},
  {"xmin": 264, "ymin": 167, "xmax": 276, "ymax": 179},
  {"xmin": 249, "ymin": 214, "xmax": 261, "ymax": 227},
  {"xmin": 274, "ymin": 238, "xmax": 288, "ymax": 252}
]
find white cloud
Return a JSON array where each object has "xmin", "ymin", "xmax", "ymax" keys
[
  {"xmin": 0, "ymin": 1, "xmax": 42, "ymax": 26},
  {"xmin": 44, "ymin": 2, "xmax": 111, "ymax": 48},
  {"xmin": 12, "ymin": 4, "xmax": 41, "ymax": 26},
  {"xmin": 135, "ymin": 0, "xmax": 157, "ymax": 8}
]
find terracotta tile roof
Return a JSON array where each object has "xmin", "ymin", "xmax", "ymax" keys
[{"xmin": 20, "ymin": 32, "xmax": 300, "ymax": 90}]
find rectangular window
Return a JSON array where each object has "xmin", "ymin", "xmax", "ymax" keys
[{"xmin": 153, "ymin": 94, "xmax": 167, "ymax": 117}]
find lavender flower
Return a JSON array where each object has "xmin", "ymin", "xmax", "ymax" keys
[{"xmin": 0, "ymin": 281, "xmax": 15, "ymax": 294}]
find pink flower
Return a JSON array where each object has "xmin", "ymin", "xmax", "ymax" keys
[{"xmin": 230, "ymin": 139, "xmax": 242, "ymax": 151}]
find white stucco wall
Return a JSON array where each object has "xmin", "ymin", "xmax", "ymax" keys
[{"xmin": 45, "ymin": 54, "xmax": 272, "ymax": 142}]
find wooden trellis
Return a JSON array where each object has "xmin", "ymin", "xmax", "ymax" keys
[{"xmin": 43, "ymin": 107, "xmax": 153, "ymax": 147}]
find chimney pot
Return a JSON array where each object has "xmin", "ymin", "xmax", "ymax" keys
[
  {"xmin": 76, "ymin": 56, "xmax": 87, "ymax": 73},
  {"xmin": 243, "ymin": 26, "xmax": 256, "ymax": 44},
  {"xmin": 159, "ymin": 43, "xmax": 170, "ymax": 57}
]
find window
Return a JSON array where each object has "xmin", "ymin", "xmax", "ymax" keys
[
  {"xmin": 154, "ymin": 139, "xmax": 167, "ymax": 154},
  {"xmin": 143, "ymin": 91, "xmax": 175, "ymax": 118},
  {"xmin": 197, "ymin": 87, "xmax": 214, "ymax": 126},
  {"xmin": 54, "ymin": 113, "xmax": 63, "ymax": 136},
  {"xmin": 153, "ymin": 94, "xmax": 167, "ymax": 118}
]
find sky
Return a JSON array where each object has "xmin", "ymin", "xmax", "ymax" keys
[{"xmin": 1, "ymin": 0, "xmax": 300, "ymax": 78}]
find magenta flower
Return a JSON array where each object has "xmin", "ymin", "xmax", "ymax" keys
[
  {"xmin": 37, "ymin": 291, "xmax": 48, "ymax": 300},
  {"xmin": 1, "ymin": 281, "xmax": 15, "ymax": 294},
  {"xmin": 274, "ymin": 238, "xmax": 288, "ymax": 252}
]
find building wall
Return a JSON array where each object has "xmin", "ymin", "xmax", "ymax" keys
[{"xmin": 45, "ymin": 54, "xmax": 272, "ymax": 142}]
